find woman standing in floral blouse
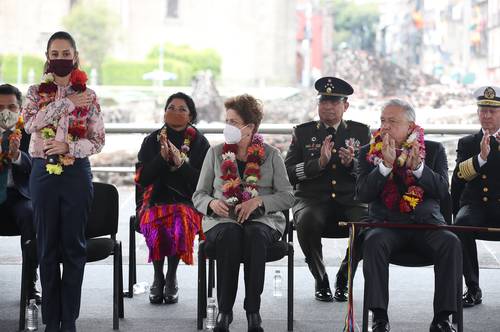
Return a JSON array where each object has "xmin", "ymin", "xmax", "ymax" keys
[{"xmin": 22, "ymin": 31, "xmax": 104, "ymax": 332}]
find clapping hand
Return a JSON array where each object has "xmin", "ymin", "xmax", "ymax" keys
[
  {"xmin": 405, "ymin": 143, "xmax": 422, "ymax": 171},
  {"xmin": 339, "ymin": 146, "xmax": 354, "ymax": 167},
  {"xmin": 381, "ymin": 134, "xmax": 396, "ymax": 168},
  {"xmin": 319, "ymin": 135, "xmax": 334, "ymax": 168},
  {"xmin": 480, "ymin": 130, "xmax": 491, "ymax": 161}
]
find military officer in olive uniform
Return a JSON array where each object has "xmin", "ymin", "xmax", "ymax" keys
[
  {"xmin": 285, "ymin": 77, "xmax": 370, "ymax": 302},
  {"xmin": 452, "ymin": 86, "xmax": 500, "ymax": 308}
]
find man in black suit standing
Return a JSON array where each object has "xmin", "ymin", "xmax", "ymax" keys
[
  {"xmin": 452, "ymin": 86, "xmax": 500, "ymax": 308},
  {"xmin": 285, "ymin": 77, "xmax": 370, "ymax": 302},
  {"xmin": 357, "ymin": 99, "xmax": 461, "ymax": 332},
  {"xmin": 0, "ymin": 83, "xmax": 40, "ymax": 303}
]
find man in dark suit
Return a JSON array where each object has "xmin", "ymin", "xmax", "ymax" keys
[
  {"xmin": 451, "ymin": 86, "xmax": 500, "ymax": 308},
  {"xmin": 285, "ymin": 77, "xmax": 370, "ymax": 302},
  {"xmin": 0, "ymin": 84, "xmax": 40, "ymax": 303},
  {"xmin": 357, "ymin": 99, "xmax": 461, "ymax": 332}
]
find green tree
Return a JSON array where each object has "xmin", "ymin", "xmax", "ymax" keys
[
  {"xmin": 325, "ymin": 0, "xmax": 380, "ymax": 51},
  {"xmin": 63, "ymin": 0, "xmax": 118, "ymax": 82}
]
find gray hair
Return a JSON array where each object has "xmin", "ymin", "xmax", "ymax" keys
[{"xmin": 381, "ymin": 99, "xmax": 416, "ymax": 122}]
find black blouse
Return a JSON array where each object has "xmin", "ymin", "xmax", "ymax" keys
[{"xmin": 135, "ymin": 125, "xmax": 210, "ymax": 210}]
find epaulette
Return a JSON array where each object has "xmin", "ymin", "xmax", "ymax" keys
[{"xmin": 295, "ymin": 121, "xmax": 317, "ymax": 129}]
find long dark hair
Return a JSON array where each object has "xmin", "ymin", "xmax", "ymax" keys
[{"xmin": 43, "ymin": 31, "xmax": 80, "ymax": 73}]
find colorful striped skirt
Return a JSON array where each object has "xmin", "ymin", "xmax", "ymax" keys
[{"xmin": 139, "ymin": 203, "xmax": 203, "ymax": 265}]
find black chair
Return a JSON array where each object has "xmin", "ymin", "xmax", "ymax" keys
[
  {"xmin": 197, "ymin": 210, "xmax": 294, "ymax": 331},
  {"xmin": 360, "ymin": 193, "xmax": 463, "ymax": 332},
  {"xmin": 85, "ymin": 182, "xmax": 124, "ymax": 330},
  {"xmin": 0, "ymin": 221, "xmax": 31, "ymax": 331},
  {"xmin": 15, "ymin": 182, "xmax": 124, "ymax": 330},
  {"xmin": 124, "ymin": 165, "xmax": 144, "ymax": 298}
]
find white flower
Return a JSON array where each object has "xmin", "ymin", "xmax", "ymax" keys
[
  {"xmin": 222, "ymin": 152, "xmax": 236, "ymax": 161},
  {"xmin": 244, "ymin": 187, "xmax": 259, "ymax": 197},
  {"xmin": 41, "ymin": 73, "xmax": 55, "ymax": 83},
  {"xmin": 407, "ymin": 132, "xmax": 417, "ymax": 143}
]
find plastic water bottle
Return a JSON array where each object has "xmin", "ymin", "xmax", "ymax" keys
[
  {"xmin": 26, "ymin": 299, "xmax": 38, "ymax": 331},
  {"xmin": 273, "ymin": 269, "xmax": 283, "ymax": 297},
  {"xmin": 133, "ymin": 281, "xmax": 149, "ymax": 295},
  {"xmin": 206, "ymin": 297, "xmax": 218, "ymax": 330}
]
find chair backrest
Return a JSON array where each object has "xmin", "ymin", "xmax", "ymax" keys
[{"xmin": 86, "ymin": 182, "xmax": 119, "ymax": 239}]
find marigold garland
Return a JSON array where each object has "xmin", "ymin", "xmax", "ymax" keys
[
  {"xmin": 366, "ymin": 125, "xmax": 426, "ymax": 213},
  {"xmin": 221, "ymin": 134, "xmax": 265, "ymax": 205}
]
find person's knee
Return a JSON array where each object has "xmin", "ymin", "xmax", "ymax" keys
[
  {"xmin": 220, "ymin": 223, "xmax": 243, "ymax": 244},
  {"xmin": 363, "ymin": 230, "xmax": 389, "ymax": 257},
  {"xmin": 439, "ymin": 231, "xmax": 462, "ymax": 257},
  {"xmin": 295, "ymin": 209, "xmax": 323, "ymax": 235}
]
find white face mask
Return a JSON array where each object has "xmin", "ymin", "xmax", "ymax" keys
[
  {"xmin": 223, "ymin": 124, "xmax": 248, "ymax": 144},
  {"xmin": 0, "ymin": 110, "xmax": 18, "ymax": 130}
]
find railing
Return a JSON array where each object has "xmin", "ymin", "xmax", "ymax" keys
[
  {"xmin": 104, "ymin": 123, "xmax": 480, "ymax": 135},
  {"xmin": 94, "ymin": 123, "xmax": 481, "ymax": 174}
]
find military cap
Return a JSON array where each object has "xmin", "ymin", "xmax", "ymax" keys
[
  {"xmin": 314, "ymin": 76, "xmax": 354, "ymax": 101},
  {"xmin": 473, "ymin": 86, "xmax": 500, "ymax": 107}
]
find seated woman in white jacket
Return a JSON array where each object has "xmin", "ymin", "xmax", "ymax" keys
[{"xmin": 193, "ymin": 94, "xmax": 294, "ymax": 332}]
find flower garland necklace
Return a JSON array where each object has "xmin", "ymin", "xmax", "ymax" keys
[
  {"xmin": 366, "ymin": 125, "xmax": 426, "ymax": 213},
  {"xmin": 0, "ymin": 116, "xmax": 24, "ymax": 172},
  {"xmin": 38, "ymin": 69, "xmax": 89, "ymax": 175},
  {"xmin": 221, "ymin": 134, "xmax": 265, "ymax": 205},
  {"xmin": 157, "ymin": 125, "xmax": 197, "ymax": 164}
]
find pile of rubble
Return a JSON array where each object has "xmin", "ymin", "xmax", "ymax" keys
[{"xmin": 324, "ymin": 49, "xmax": 471, "ymax": 108}]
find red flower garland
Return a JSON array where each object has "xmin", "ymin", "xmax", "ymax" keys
[
  {"xmin": 0, "ymin": 116, "xmax": 24, "ymax": 172},
  {"xmin": 366, "ymin": 125, "xmax": 426, "ymax": 213},
  {"xmin": 221, "ymin": 134, "xmax": 265, "ymax": 205}
]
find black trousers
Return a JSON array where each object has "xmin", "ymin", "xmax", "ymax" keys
[
  {"xmin": 294, "ymin": 201, "xmax": 366, "ymax": 285},
  {"xmin": 205, "ymin": 221, "xmax": 280, "ymax": 313},
  {"xmin": 454, "ymin": 204, "xmax": 500, "ymax": 291},
  {"xmin": 0, "ymin": 187, "xmax": 35, "ymax": 253},
  {"xmin": 30, "ymin": 158, "xmax": 93, "ymax": 331},
  {"xmin": 363, "ymin": 228, "xmax": 462, "ymax": 315}
]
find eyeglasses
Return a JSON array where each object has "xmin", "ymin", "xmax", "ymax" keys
[{"xmin": 166, "ymin": 105, "xmax": 189, "ymax": 113}]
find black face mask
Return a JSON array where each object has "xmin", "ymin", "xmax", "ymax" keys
[{"xmin": 48, "ymin": 59, "xmax": 74, "ymax": 77}]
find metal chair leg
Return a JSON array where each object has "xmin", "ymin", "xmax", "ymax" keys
[
  {"xmin": 287, "ymin": 243, "xmax": 294, "ymax": 331},
  {"xmin": 125, "ymin": 215, "xmax": 136, "ymax": 298},
  {"xmin": 197, "ymin": 242, "xmax": 207, "ymax": 330},
  {"xmin": 113, "ymin": 242, "xmax": 119, "ymax": 330},
  {"xmin": 118, "ymin": 242, "xmax": 124, "ymax": 318},
  {"xmin": 19, "ymin": 249, "xmax": 28, "ymax": 331}
]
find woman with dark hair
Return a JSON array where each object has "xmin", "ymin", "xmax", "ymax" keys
[
  {"xmin": 135, "ymin": 92, "xmax": 210, "ymax": 304},
  {"xmin": 193, "ymin": 94, "xmax": 294, "ymax": 332},
  {"xmin": 22, "ymin": 31, "xmax": 104, "ymax": 332}
]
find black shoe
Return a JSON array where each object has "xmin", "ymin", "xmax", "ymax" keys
[
  {"xmin": 430, "ymin": 320, "xmax": 456, "ymax": 332},
  {"xmin": 372, "ymin": 319, "xmax": 390, "ymax": 332},
  {"xmin": 149, "ymin": 278, "xmax": 165, "ymax": 304},
  {"xmin": 164, "ymin": 277, "xmax": 178, "ymax": 304},
  {"xmin": 214, "ymin": 312, "xmax": 233, "ymax": 332},
  {"xmin": 246, "ymin": 312, "xmax": 263, "ymax": 332},
  {"xmin": 333, "ymin": 285, "xmax": 348, "ymax": 302},
  {"xmin": 315, "ymin": 274, "xmax": 333, "ymax": 302},
  {"xmin": 463, "ymin": 287, "xmax": 482, "ymax": 308}
]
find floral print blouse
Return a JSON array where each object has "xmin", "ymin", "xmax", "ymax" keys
[{"xmin": 22, "ymin": 84, "xmax": 105, "ymax": 159}]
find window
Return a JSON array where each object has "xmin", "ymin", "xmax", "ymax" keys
[{"xmin": 166, "ymin": 0, "xmax": 178, "ymax": 18}]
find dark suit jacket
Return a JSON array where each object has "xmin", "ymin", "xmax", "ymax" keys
[
  {"xmin": 356, "ymin": 140, "xmax": 449, "ymax": 224},
  {"xmin": 9, "ymin": 129, "xmax": 31, "ymax": 199},
  {"xmin": 451, "ymin": 130, "xmax": 499, "ymax": 215},
  {"xmin": 285, "ymin": 120, "xmax": 370, "ymax": 212}
]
